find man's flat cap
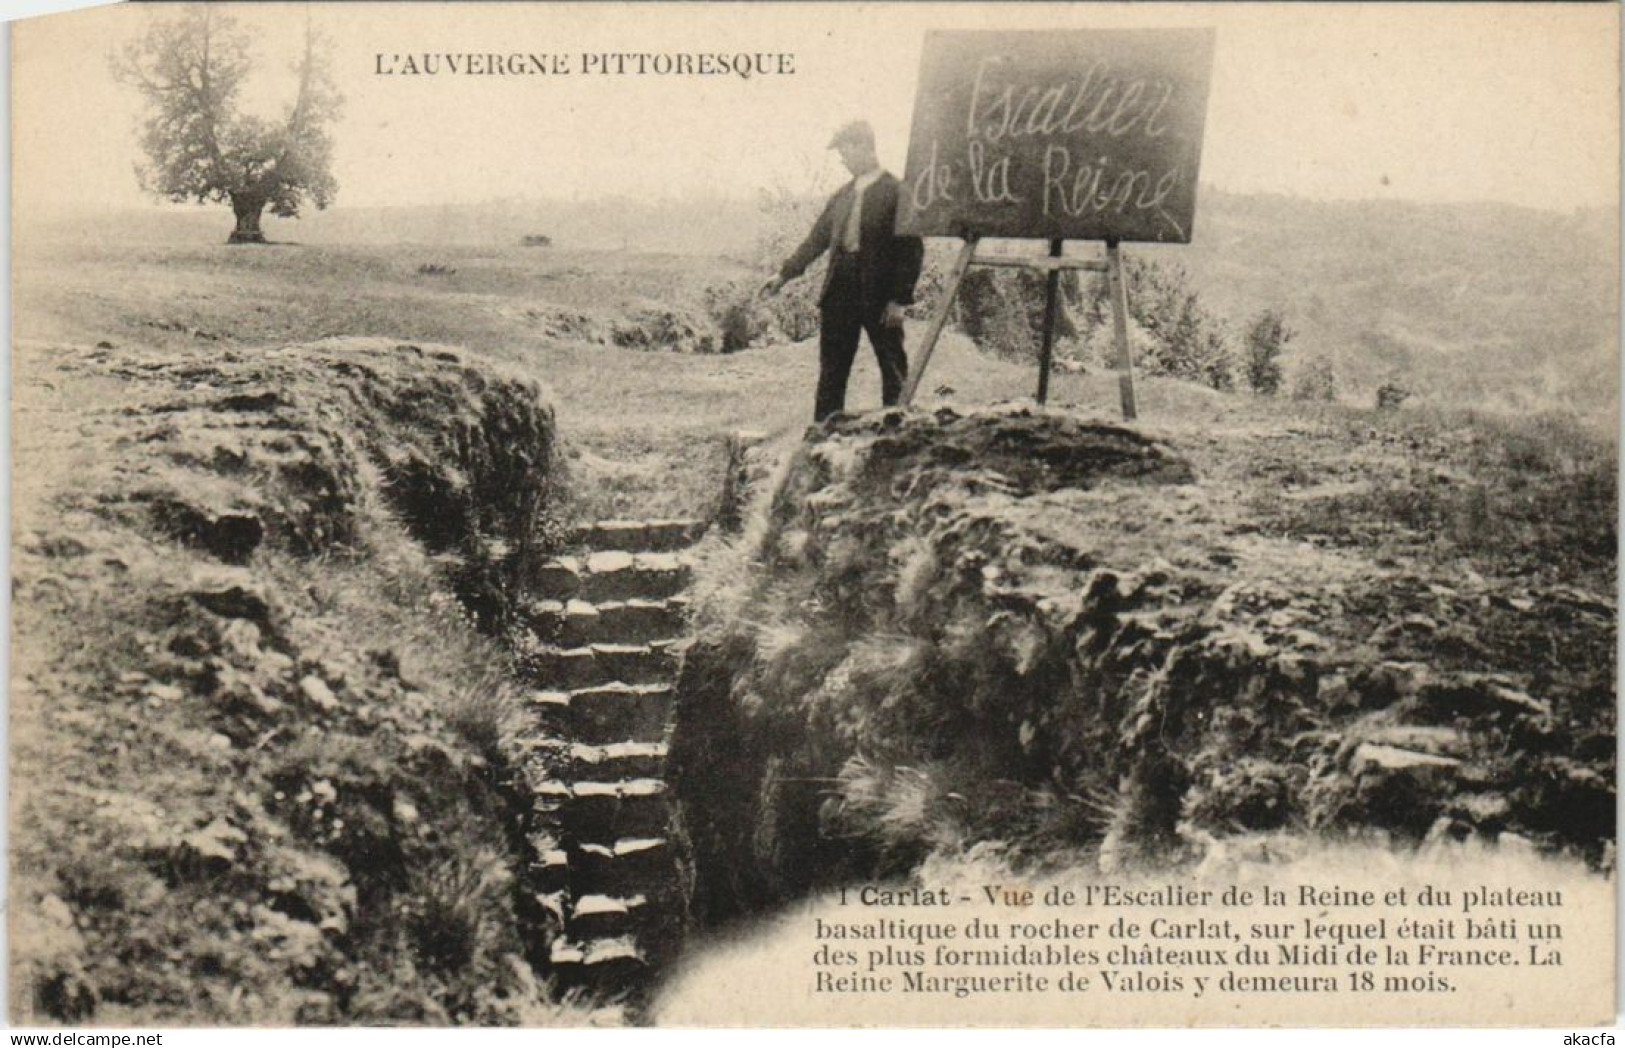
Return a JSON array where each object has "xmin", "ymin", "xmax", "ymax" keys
[{"xmin": 828, "ymin": 119, "xmax": 875, "ymax": 149}]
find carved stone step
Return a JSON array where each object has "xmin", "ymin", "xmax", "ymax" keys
[
  {"xmin": 571, "ymin": 740, "xmax": 668, "ymax": 780},
  {"xmin": 569, "ymin": 892, "xmax": 651, "ymax": 937},
  {"xmin": 520, "ymin": 643, "xmax": 677, "ymax": 690},
  {"xmin": 534, "ymin": 889, "xmax": 569, "ymax": 927},
  {"xmin": 599, "ymin": 597, "xmax": 690, "ymax": 644},
  {"xmin": 561, "ymin": 779, "xmax": 670, "ymax": 838},
  {"xmin": 577, "ymin": 551, "xmax": 693, "ymax": 602},
  {"xmin": 527, "ymin": 830, "xmax": 572, "ymax": 892},
  {"xmin": 527, "ymin": 597, "xmax": 690, "ymax": 647},
  {"xmin": 567, "ymin": 683, "xmax": 674, "ymax": 743},
  {"xmin": 519, "ymin": 646, "xmax": 595, "ymax": 689},
  {"xmin": 531, "ymin": 779, "xmax": 574, "ymax": 817},
  {"xmin": 521, "ymin": 599, "xmax": 576, "ymax": 646},
  {"xmin": 548, "ymin": 934, "xmax": 647, "ymax": 976},
  {"xmin": 528, "ymin": 556, "xmax": 583, "ymax": 601},
  {"xmin": 533, "ymin": 778, "xmax": 669, "ymax": 821},
  {"xmin": 524, "ymin": 690, "xmax": 573, "ymax": 735},
  {"xmin": 529, "ymin": 553, "xmax": 693, "ymax": 603},
  {"xmin": 571, "ymin": 519, "xmax": 707, "ymax": 554},
  {"xmin": 574, "ymin": 839, "xmax": 678, "ymax": 897}
]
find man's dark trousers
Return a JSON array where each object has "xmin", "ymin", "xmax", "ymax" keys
[{"xmin": 815, "ymin": 252, "xmax": 907, "ymax": 421}]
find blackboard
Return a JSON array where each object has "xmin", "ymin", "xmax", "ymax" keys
[{"xmin": 897, "ymin": 29, "xmax": 1216, "ymax": 243}]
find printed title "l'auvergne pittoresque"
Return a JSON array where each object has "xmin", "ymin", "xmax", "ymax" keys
[{"xmin": 374, "ymin": 51, "xmax": 796, "ymax": 77}]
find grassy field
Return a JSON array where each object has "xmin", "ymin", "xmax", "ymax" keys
[
  {"xmin": 17, "ymin": 215, "xmax": 1616, "ymax": 562},
  {"xmin": 10, "ymin": 219, "xmax": 1286, "ymax": 522},
  {"xmin": 37, "ymin": 187, "xmax": 1610, "ymax": 421}
]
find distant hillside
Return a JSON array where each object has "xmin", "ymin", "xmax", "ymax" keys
[
  {"xmin": 23, "ymin": 188, "xmax": 1615, "ymax": 416},
  {"xmin": 1147, "ymin": 191, "xmax": 1619, "ymax": 416}
]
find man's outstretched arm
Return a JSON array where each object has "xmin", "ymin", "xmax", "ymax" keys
[{"xmin": 762, "ymin": 198, "xmax": 835, "ymax": 295}]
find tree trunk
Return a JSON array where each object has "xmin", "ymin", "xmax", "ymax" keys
[{"xmin": 227, "ymin": 192, "xmax": 267, "ymax": 244}]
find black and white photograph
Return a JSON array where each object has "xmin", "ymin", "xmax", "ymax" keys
[{"xmin": 7, "ymin": 0, "xmax": 1618, "ymax": 1030}]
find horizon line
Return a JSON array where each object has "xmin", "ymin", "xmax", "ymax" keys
[{"xmin": 17, "ymin": 187, "xmax": 1619, "ymax": 221}]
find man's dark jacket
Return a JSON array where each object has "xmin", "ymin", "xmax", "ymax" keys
[{"xmin": 778, "ymin": 171, "xmax": 925, "ymax": 314}]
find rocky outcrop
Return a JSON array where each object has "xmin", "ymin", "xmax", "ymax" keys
[
  {"xmin": 513, "ymin": 302, "xmax": 724, "ymax": 355},
  {"xmin": 11, "ymin": 338, "xmax": 581, "ymax": 1024},
  {"xmin": 98, "ymin": 337, "xmax": 566, "ymax": 627},
  {"xmin": 668, "ymin": 405, "xmax": 1615, "ymax": 924}
]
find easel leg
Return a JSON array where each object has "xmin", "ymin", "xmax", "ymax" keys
[
  {"xmin": 1106, "ymin": 239, "xmax": 1138, "ymax": 421},
  {"xmin": 900, "ymin": 236, "xmax": 977, "ymax": 407},
  {"xmin": 1035, "ymin": 238, "xmax": 1063, "ymax": 405}
]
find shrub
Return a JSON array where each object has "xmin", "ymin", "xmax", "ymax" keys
[
  {"xmin": 1200, "ymin": 328, "xmax": 1239, "ymax": 391},
  {"xmin": 1079, "ymin": 312, "xmax": 1157, "ymax": 374},
  {"xmin": 1292, "ymin": 353, "xmax": 1338, "ymax": 401},
  {"xmin": 753, "ymin": 185, "xmax": 825, "ymax": 342},
  {"xmin": 1375, "ymin": 379, "xmax": 1412, "ymax": 411},
  {"xmin": 904, "ymin": 240, "xmax": 965, "ymax": 322},
  {"xmin": 1083, "ymin": 258, "xmax": 1236, "ymax": 390},
  {"xmin": 956, "ymin": 266, "xmax": 1080, "ymax": 362},
  {"xmin": 1244, "ymin": 309, "xmax": 1293, "ymax": 395},
  {"xmin": 701, "ymin": 279, "xmax": 772, "ymax": 353},
  {"xmin": 608, "ymin": 306, "xmax": 715, "ymax": 354}
]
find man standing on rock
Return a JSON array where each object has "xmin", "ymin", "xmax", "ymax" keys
[{"xmin": 760, "ymin": 120, "xmax": 925, "ymax": 422}]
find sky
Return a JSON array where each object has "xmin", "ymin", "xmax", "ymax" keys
[{"xmin": 11, "ymin": 2, "xmax": 1620, "ymax": 214}]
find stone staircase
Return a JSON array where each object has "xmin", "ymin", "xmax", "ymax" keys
[{"xmin": 515, "ymin": 518, "xmax": 704, "ymax": 989}]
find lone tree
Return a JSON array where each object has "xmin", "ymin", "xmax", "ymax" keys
[{"xmin": 113, "ymin": 7, "xmax": 341, "ymax": 243}]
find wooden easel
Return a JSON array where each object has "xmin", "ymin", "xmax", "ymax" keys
[{"xmin": 899, "ymin": 235, "xmax": 1139, "ymax": 421}]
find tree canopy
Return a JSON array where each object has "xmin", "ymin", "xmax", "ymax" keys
[{"xmin": 113, "ymin": 7, "xmax": 342, "ymax": 239}]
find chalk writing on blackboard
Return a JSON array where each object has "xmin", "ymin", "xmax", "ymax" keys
[{"xmin": 897, "ymin": 29, "xmax": 1216, "ymax": 243}]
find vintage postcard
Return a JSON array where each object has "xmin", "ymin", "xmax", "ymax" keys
[{"xmin": 9, "ymin": 1, "xmax": 1618, "ymax": 1030}]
